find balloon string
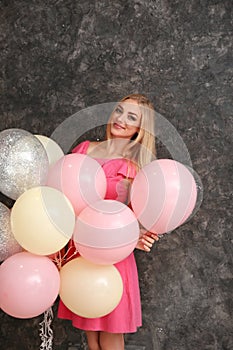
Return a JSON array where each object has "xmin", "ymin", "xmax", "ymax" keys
[
  {"xmin": 39, "ymin": 248, "xmax": 78, "ymax": 349},
  {"xmin": 81, "ymin": 331, "xmax": 88, "ymax": 349},
  {"xmin": 39, "ymin": 307, "xmax": 54, "ymax": 350},
  {"xmin": 51, "ymin": 246, "xmax": 78, "ymax": 270}
]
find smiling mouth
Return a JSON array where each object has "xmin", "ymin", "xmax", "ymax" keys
[{"xmin": 113, "ymin": 122, "xmax": 125, "ymax": 130}]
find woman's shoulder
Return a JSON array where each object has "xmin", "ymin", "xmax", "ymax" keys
[
  {"xmin": 72, "ymin": 140, "xmax": 90, "ymax": 154},
  {"xmin": 72, "ymin": 140, "xmax": 103, "ymax": 155},
  {"xmin": 87, "ymin": 141, "xmax": 100, "ymax": 154}
]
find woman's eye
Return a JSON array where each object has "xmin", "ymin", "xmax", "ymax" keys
[
  {"xmin": 115, "ymin": 107, "xmax": 123, "ymax": 113},
  {"xmin": 128, "ymin": 114, "xmax": 137, "ymax": 121}
]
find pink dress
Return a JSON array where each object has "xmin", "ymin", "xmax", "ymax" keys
[{"xmin": 57, "ymin": 141, "xmax": 142, "ymax": 333}]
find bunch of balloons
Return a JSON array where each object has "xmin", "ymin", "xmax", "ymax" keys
[
  {"xmin": 0, "ymin": 129, "xmax": 70, "ymax": 318},
  {"xmin": 0, "ymin": 128, "xmax": 130, "ymax": 319},
  {"xmin": 0, "ymin": 128, "xmax": 201, "ymax": 320}
]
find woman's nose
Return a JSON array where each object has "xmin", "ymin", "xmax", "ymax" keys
[{"xmin": 116, "ymin": 112, "xmax": 126, "ymax": 123}]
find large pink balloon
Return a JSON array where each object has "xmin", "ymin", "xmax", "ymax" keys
[
  {"xmin": 0, "ymin": 252, "xmax": 60, "ymax": 318},
  {"xmin": 130, "ymin": 159, "xmax": 197, "ymax": 234},
  {"xmin": 47, "ymin": 154, "xmax": 107, "ymax": 216},
  {"xmin": 74, "ymin": 199, "xmax": 140, "ymax": 264}
]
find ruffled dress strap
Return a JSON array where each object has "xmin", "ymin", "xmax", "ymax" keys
[
  {"xmin": 72, "ymin": 140, "xmax": 90, "ymax": 154},
  {"xmin": 116, "ymin": 159, "xmax": 137, "ymax": 179}
]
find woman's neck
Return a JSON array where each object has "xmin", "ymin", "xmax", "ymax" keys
[
  {"xmin": 105, "ymin": 138, "xmax": 130, "ymax": 157},
  {"xmin": 88, "ymin": 138, "xmax": 131, "ymax": 159}
]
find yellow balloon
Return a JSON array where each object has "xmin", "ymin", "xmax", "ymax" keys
[
  {"xmin": 59, "ymin": 257, "xmax": 123, "ymax": 318},
  {"xmin": 10, "ymin": 186, "xmax": 75, "ymax": 255}
]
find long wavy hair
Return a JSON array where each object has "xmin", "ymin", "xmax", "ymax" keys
[{"xmin": 106, "ymin": 93, "xmax": 156, "ymax": 169}]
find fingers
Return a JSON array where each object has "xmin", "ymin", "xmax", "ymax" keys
[
  {"xmin": 142, "ymin": 243, "xmax": 151, "ymax": 252},
  {"xmin": 137, "ymin": 229, "xmax": 161, "ymax": 252},
  {"xmin": 140, "ymin": 228, "xmax": 159, "ymax": 239},
  {"xmin": 140, "ymin": 232, "xmax": 160, "ymax": 252},
  {"xmin": 140, "ymin": 236, "xmax": 154, "ymax": 252},
  {"xmin": 152, "ymin": 233, "xmax": 160, "ymax": 241},
  {"xmin": 142, "ymin": 232, "xmax": 159, "ymax": 242}
]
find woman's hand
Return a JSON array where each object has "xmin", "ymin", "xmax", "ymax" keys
[{"xmin": 136, "ymin": 228, "xmax": 160, "ymax": 252}]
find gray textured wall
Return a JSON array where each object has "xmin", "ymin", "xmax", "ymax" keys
[{"xmin": 0, "ymin": 1, "xmax": 232, "ymax": 349}]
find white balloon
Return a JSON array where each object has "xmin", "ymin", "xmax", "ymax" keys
[{"xmin": 35, "ymin": 135, "xmax": 64, "ymax": 166}]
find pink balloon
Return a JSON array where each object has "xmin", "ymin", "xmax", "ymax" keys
[
  {"xmin": 47, "ymin": 154, "xmax": 107, "ymax": 216},
  {"xmin": 130, "ymin": 159, "xmax": 197, "ymax": 234},
  {"xmin": 75, "ymin": 242, "xmax": 138, "ymax": 265},
  {"xmin": 0, "ymin": 252, "xmax": 60, "ymax": 318},
  {"xmin": 73, "ymin": 199, "xmax": 140, "ymax": 264}
]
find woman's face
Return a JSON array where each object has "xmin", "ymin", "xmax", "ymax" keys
[{"xmin": 109, "ymin": 99, "xmax": 142, "ymax": 139}]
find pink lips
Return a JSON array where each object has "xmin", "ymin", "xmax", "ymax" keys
[{"xmin": 113, "ymin": 123, "xmax": 125, "ymax": 130}]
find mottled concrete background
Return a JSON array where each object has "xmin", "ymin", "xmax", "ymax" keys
[{"xmin": 0, "ymin": 0, "xmax": 232, "ymax": 349}]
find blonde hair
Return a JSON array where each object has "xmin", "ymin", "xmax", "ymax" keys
[{"xmin": 106, "ymin": 93, "xmax": 156, "ymax": 169}]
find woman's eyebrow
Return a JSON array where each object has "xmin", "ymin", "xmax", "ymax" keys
[
  {"xmin": 127, "ymin": 110, "xmax": 139, "ymax": 117},
  {"xmin": 118, "ymin": 104, "xmax": 139, "ymax": 117}
]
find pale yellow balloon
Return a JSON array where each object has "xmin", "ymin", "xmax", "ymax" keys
[
  {"xmin": 10, "ymin": 186, "xmax": 75, "ymax": 255},
  {"xmin": 59, "ymin": 257, "xmax": 123, "ymax": 318},
  {"xmin": 35, "ymin": 135, "xmax": 64, "ymax": 166}
]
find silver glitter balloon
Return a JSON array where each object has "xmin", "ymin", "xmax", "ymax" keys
[
  {"xmin": 0, "ymin": 202, "xmax": 22, "ymax": 261},
  {"xmin": 0, "ymin": 129, "xmax": 49, "ymax": 200}
]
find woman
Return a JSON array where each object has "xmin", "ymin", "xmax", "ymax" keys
[{"xmin": 58, "ymin": 93, "xmax": 159, "ymax": 350}]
